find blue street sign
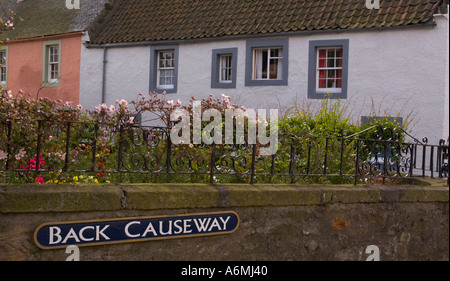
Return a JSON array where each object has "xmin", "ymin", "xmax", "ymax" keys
[{"xmin": 34, "ymin": 211, "xmax": 240, "ymax": 250}]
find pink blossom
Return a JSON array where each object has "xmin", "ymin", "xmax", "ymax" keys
[
  {"xmin": 0, "ymin": 150, "xmax": 7, "ymax": 161},
  {"xmin": 35, "ymin": 176, "xmax": 45, "ymax": 184},
  {"xmin": 167, "ymin": 100, "xmax": 174, "ymax": 106},
  {"xmin": 27, "ymin": 154, "xmax": 45, "ymax": 170},
  {"xmin": 15, "ymin": 149, "xmax": 26, "ymax": 161}
]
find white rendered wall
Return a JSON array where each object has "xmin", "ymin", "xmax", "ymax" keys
[{"xmin": 79, "ymin": 16, "xmax": 449, "ymax": 144}]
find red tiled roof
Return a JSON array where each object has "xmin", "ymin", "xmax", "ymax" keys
[{"xmin": 90, "ymin": 0, "xmax": 444, "ymax": 45}]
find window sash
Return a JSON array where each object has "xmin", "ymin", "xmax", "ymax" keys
[
  {"xmin": 0, "ymin": 50, "xmax": 6, "ymax": 84},
  {"xmin": 316, "ymin": 47, "xmax": 343, "ymax": 92},
  {"xmin": 219, "ymin": 54, "xmax": 232, "ymax": 83},
  {"xmin": 157, "ymin": 50, "xmax": 175, "ymax": 89},
  {"xmin": 47, "ymin": 45, "xmax": 59, "ymax": 83},
  {"xmin": 252, "ymin": 47, "xmax": 283, "ymax": 80}
]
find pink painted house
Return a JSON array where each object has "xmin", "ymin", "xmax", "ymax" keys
[{"xmin": 1, "ymin": 0, "xmax": 108, "ymax": 104}]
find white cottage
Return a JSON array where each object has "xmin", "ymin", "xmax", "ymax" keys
[{"xmin": 80, "ymin": 0, "xmax": 449, "ymax": 144}]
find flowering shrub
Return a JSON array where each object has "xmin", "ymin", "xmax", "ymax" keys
[
  {"xmin": 0, "ymin": 87, "xmax": 412, "ymax": 185},
  {"xmin": 0, "ymin": 88, "xmax": 204, "ymax": 183}
]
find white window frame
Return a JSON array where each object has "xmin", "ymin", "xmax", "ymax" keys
[
  {"xmin": 156, "ymin": 50, "xmax": 175, "ymax": 90},
  {"xmin": 308, "ymin": 39, "xmax": 349, "ymax": 99},
  {"xmin": 315, "ymin": 47, "xmax": 343, "ymax": 94},
  {"xmin": 252, "ymin": 47, "xmax": 283, "ymax": 80},
  {"xmin": 48, "ymin": 45, "xmax": 60, "ymax": 84},
  {"xmin": 219, "ymin": 54, "xmax": 233, "ymax": 83},
  {"xmin": 42, "ymin": 40, "xmax": 61, "ymax": 87},
  {"xmin": 0, "ymin": 46, "xmax": 8, "ymax": 87}
]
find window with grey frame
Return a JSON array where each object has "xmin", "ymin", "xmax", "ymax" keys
[
  {"xmin": 150, "ymin": 45, "xmax": 179, "ymax": 94},
  {"xmin": 211, "ymin": 48, "xmax": 237, "ymax": 89},
  {"xmin": 245, "ymin": 38, "xmax": 289, "ymax": 87},
  {"xmin": 308, "ymin": 39, "xmax": 349, "ymax": 99}
]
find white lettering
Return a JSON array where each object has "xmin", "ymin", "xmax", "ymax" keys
[
  {"xmin": 170, "ymin": 109, "xmax": 191, "ymax": 145},
  {"xmin": 193, "ymin": 218, "xmax": 211, "ymax": 232},
  {"xmin": 159, "ymin": 220, "xmax": 172, "ymax": 235},
  {"xmin": 79, "ymin": 226, "xmax": 95, "ymax": 242},
  {"xmin": 96, "ymin": 225, "xmax": 110, "ymax": 241},
  {"xmin": 142, "ymin": 222, "xmax": 158, "ymax": 237},
  {"xmin": 219, "ymin": 216, "xmax": 231, "ymax": 230},
  {"xmin": 169, "ymin": 103, "xmax": 279, "ymax": 155},
  {"xmin": 173, "ymin": 219, "xmax": 183, "ymax": 234},
  {"xmin": 207, "ymin": 218, "xmax": 222, "ymax": 232},
  {"xmin": 366, "ymin": 0, "xmax": 380, "ymax": 9},
  {"xmin": 62, "ymin": 228, "xmax": 81, "ymax": 244},
  {"xmin": 258, "ymin": 109, "xmax": 279, "ymax": 156},
  {"xmin": 65, "ymin": 0, "xmax": 80, "ymax": 10},
  {"xmin": 183, "ymin": 219, "xmax": 193, "ymax": 234},
  {"xmin": 125, "ymin": 221, "xmax": 141, "ymax": 238},
  {"xmin": 182, "ymin": 265, "xmax": 215, "ymax": 278},
  {"xmin": 193, "ymin": 101, "xmax": 202, "ymax": 144},
  {"xmin": 202, "ymin": 108, "xmax": 222, "ymax": 145},
  {"xmin": 49, "ymin": 226, "xmax": 62, "ymax": 245},
  {"xmin": 366, "ymin": 245, "xmax": 380, "ymax": 261},
  {"xmin": 65, "ymin": 245, "xmax": 80, "ymax": 261}
]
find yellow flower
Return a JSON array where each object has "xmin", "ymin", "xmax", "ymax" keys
[
  {"xmin": 94, "ymin": 179, "xmax": 99, "ymax": 184},
  {"xmin": 73, "ymin": 176, "xmax": 79, "ymax": 182}
]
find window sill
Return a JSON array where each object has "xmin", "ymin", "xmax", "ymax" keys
[{"xmin": 245, "ymin": 79, "xmax": 287, "ymax": 87}]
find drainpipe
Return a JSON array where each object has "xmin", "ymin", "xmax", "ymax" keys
[{"xmin": 101, "ymin": 47, "xmax": 108, "ymax": 104}]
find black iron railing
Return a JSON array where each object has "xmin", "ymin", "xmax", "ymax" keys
[{"xmin": 0, "ymin": 119, "xmax": 448, "ymax": 185}]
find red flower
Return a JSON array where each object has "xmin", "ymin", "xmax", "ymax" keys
[{"xmin": 35, "ymin": 176, "xmax": 45, "ymax": 184}]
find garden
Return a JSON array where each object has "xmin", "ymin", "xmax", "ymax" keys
[{"xmin": 1, "ymin": 88, "xmax": 435, "ymax": 186}]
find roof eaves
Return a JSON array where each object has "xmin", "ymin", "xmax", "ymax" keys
[{"xmin": 86, "ymin": 21, "xmax": 438, "ymax": 49}]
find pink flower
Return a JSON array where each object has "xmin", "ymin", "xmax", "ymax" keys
[
  {"xmin": 0, "ymin": 150, "xmax": 7, "ymax": 161},
  {"xmin": 167, "ymin": 100, "xmax": 174, "ymax": 106},
  {"xmin": 15, "ymin": 149, "xmax": 26, "ymax": 161},
  {"xmin": 35, "ymin": 176, "xmax": 45, "ymax": 184},
  {"xmin": 28, "ymin": 154, "xmax": 45, "ymax": 170}
]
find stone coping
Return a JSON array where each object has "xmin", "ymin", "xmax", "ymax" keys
[{"xmin": 1, "ymin": 183, "xmax": 448, "ymax": 213}]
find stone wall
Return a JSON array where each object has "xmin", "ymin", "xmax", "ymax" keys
[{"xmin": 0, "ymin": 182, "xmax": 448, "ymax": 261}]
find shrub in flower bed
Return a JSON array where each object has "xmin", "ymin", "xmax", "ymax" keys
[{"xmin": 0, "ymin": 88, "xmax": 408, "ymax": 185}]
